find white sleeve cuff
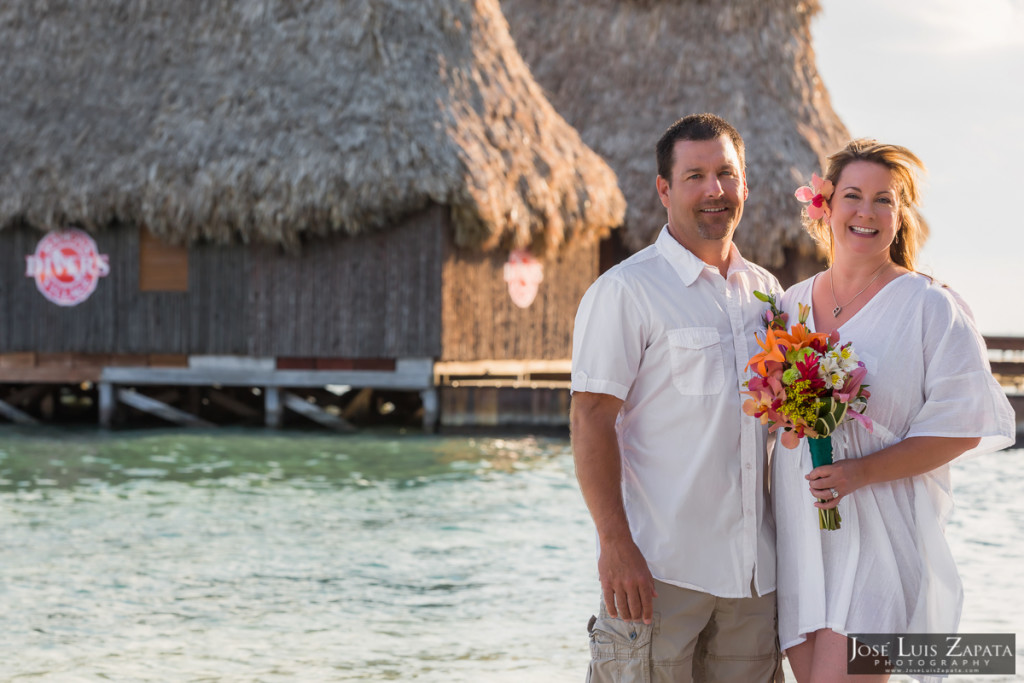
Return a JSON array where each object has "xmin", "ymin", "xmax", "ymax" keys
[{"xmin": 570, "ymin": 371, "xmax": 630, "ymax": 400}]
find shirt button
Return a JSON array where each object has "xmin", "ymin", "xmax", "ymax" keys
[{"xmin": 745, "ymin": 463, "xmax": 753, "ymax": 470}]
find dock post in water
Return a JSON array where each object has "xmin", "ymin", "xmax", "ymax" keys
[
  {"xmin": 264, "ymin": 387, "xmax": 283, "ymax": 429},
  {"xmin": 98, "ymin": 382, "xmax": 115, "ymax": 429}
]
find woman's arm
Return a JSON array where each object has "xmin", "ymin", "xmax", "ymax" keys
[{"xmin": 806, "ymin": 435, "xmax": 980, "ymax": 508}]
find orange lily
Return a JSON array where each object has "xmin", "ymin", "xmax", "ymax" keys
[
  {"xmin": 777, "ymin": 323, "xmax": 831, "ymax": 353},
  {"xmin": 747, "ymin": 327, "xmax": 788, "ymax": 376}
]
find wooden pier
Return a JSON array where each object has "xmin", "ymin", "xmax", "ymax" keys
[
  {"xmin": 0, "ymin": 338, "xmax": 1019, "ymax": 434},
  {"xmin": 433, "ymin": 360, "xmax": 570, "ymax": 428},
  {"xmin": 987, "ymin": 336, "xmax": 1024, "ymax": 441},
  {"xmin": 0, "ymin": 353, "xmax": 437, "ymax": 432}
]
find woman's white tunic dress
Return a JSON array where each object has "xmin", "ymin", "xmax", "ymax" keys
[{"xmin": 772, "ymin": 273, "xmax": 1015, "ymax": 665}]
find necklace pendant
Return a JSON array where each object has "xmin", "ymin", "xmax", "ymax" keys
[{"xmin": 832, "ymin": 305, "xmax": 842, "ymax": 317}]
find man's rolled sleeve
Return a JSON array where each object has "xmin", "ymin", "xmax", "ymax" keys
[
  {"xmin": 571, "ymin": 273, "xmax": 647, "ymax": 401},
  {"xmin": 570, "ymin": 370, "xmax": 631, "ymax": 401}
]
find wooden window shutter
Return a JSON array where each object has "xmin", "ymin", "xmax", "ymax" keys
[{"xmin": 139, "ymin": 227, "xmax": 189, "ymax": 292}]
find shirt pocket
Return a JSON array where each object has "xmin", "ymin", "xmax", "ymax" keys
[{"xmin": 666, "ymin": 326, "xmax": 725, "ymax": 396}]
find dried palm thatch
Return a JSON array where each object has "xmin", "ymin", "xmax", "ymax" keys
[
  {"xmin": 0, "ymin": 0, "xmax": 624, "ymax": 255},
  {"xmin": 502, "ymin": 0, "xmax": 848, "ymax": 269}
]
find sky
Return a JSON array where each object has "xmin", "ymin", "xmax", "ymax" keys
[{"xmin": 812, "ymin": 0, "xmax": 1024, "ymax": 336}]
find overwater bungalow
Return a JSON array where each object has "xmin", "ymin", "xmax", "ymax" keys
[
  {"xmin": 0, "ymin": 0, "xmax": 624, "ymax": 430},
  {"xmin": 501, "ymin": 0, "xmax": 850, "ymax": 284}
]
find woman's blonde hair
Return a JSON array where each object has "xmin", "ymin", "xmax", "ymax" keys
[{"xmin": 805, "ymin": 138, "xmax": 929, "ymax": 269}]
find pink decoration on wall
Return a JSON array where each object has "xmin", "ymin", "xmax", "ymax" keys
[
  {"xmin": 503, "ymin": 249, "xmax": 543, "ymax": 308},
  {"xmin": 25, "ymin": 228, "xmax": 110, "ymax": 306}
]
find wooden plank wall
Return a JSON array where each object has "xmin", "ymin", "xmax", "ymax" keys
[
  {"xmin": 0, "ymin": 208, "xmax": 444, "ymax": 358},
  {"xmin": 189, "ymin": 242, "xmax": 249, "ymax": 353},
  {"xmin": 440, "ymin": 233, "xmax": 599, "ymax": 361},
  {"xmin": 247, "ymin": 206, "xmax": 444, "ymax": 357},
  {"xmin": 1, "ymin": 225, "xmax": 251, "ymax": 354}
]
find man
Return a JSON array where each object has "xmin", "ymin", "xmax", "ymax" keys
[{"xmin": 571, "ymin": 113, "xmax": 781, "ymax": 682}]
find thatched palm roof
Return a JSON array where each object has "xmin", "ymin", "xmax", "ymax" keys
[
  {"xmin": 501, "ymin": 0, "xmax": 848, "ymax": 269},
  {"xmin": 0, "ymin": 0, "xmax": 624, "ymax": 255}
]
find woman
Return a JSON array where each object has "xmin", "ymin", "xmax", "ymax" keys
[{"xmin": 773, "ymin": 139, "xmax": 1016, "ymax": 682}]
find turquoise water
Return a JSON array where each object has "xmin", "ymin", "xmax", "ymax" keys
[{"xmin": 0, "ymin": 428, "xmax": 1020, "ymax": 682}]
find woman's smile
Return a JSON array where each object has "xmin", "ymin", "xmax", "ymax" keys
[{"xmin": 848, "ymin": 225, "xmax": 878, "ymax": 236}]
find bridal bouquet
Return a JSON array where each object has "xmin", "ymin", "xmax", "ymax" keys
[{"xmin": 742, "ymin": 291, "xmax": 873, "ymax": 529}]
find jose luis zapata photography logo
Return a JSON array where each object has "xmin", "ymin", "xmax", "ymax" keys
[{"xmin": 847, "ymin": 633, "xmax": 1016, "ymax": 676}]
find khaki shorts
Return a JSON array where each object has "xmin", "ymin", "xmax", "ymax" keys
[{"xmin": 586, "ymin": 580, "xmax": 781, "ymax": 683}]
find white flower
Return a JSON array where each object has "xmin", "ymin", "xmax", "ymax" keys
[
  {"xmin": 817, "ymin": 355, "xmax": 846, "ymax": 390},
  {"xmin": 821, "ymin": 368, "xmax": 845, "ymax": 391},
  {"xmin": 834, "ymin": 345, "xmax": 860, "ymax": 373}
]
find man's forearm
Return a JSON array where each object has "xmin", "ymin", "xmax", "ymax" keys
[
  {"xmin": 571, "ymin": 392, "xmax": 656, "ymax": 622},
  {"xmin": 570, "ymin": 394, "xmax": 630, "ymax": 542}
]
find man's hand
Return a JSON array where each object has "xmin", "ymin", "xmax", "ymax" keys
[{"xmin": 597, "ymin": 534, "xmax": 658, "ymax": 624}]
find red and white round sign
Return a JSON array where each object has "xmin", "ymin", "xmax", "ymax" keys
[
  {"xmin": 24, "ymin": 228, "xmax": 110, "ymax": 306},
  {"xmin": 503, "ymin": 249, "xmax": 544, "ymax": 308}
]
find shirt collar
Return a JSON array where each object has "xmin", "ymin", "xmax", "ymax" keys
[
  {"xmin": 654, "ymin": 225, "xmax": 751, "ymax": 286},
  {"xmin": 724, "ymin": 243, "xmax": 750, "ymax": 279}
]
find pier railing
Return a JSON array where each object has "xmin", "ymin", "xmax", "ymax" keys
[
  {"xmin": 986, "ymin": 337, "xmax": 1023, "ymax": 440},
  {"xmin": 986, "ymin": 336, "xmax": 1024, "ymax": 389}
]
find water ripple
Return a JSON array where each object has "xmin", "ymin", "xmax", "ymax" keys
[{"xmin": 0, "ymin": 428, "xmax": 1019, "ymax": 681}]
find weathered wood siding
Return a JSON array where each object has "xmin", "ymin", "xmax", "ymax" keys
[
  {"xmin": 440, "ymin": 234, "xmax": 598, "ymax": 361},
  {"xmin": 247, "ymin": 207, "xmax": 444, "ymax": 357},
  {"xmin": 0, "ymin": 207, "xmax": 443, "ymax": 357}
]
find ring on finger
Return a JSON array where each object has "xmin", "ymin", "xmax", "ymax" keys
[{"xmin": 830, "ymin": 487, "xmax": 839, "ymax": 500}]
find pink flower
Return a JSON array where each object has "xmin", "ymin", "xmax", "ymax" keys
[
  {"xmin": 834, "ymin": 365, "xmax": 867, "ymax": 404},
  {"xmin": 847, "ymin": 409, "xmax": 873, "ymax": 432},
  {"xmin": 795, "ymin": 173, "xmax": 834, "ymax": 221},
  {"xmin": 764, "ymin": 308, "xmax": 789, "ymax": 331},
  {"xmin": 781, "ymin": 429, "xmax": 801, "ymax": 450}
]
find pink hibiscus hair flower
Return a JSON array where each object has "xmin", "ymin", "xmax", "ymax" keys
[{"xmin": 795, "ymin": 173, "xmax": 834, "ymax": 221}]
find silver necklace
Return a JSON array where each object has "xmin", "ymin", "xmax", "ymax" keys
[{"xmin": 829, "ymin": 263, "xmax": 887, "ymax": 317}]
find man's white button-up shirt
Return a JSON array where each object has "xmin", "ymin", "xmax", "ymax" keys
[{"xmin": 571, "ymin": 227, "xmax": 779, "ymax": 598}]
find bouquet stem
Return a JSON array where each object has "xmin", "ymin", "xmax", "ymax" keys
[{"xmin": 808, "ymin": 436, "xmax": 842, "ymax": 531}]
